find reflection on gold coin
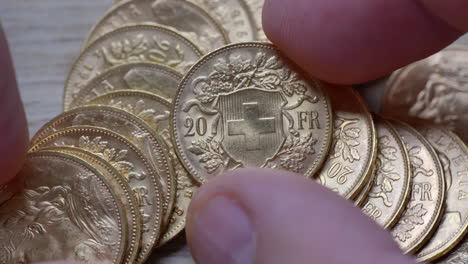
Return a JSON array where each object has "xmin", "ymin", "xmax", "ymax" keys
[
  {"xmin": 31, "ymin": 106, "xmax": 175, "ymax": 230},
  {"xmin": 43, "ymin": 146, "xmax": 142, "ymax": 264},
  {"xmin": 63, "ymin": 24, "xmax": 203, "ymax": 111},
  {"xmin": 362, "ymin": 117, "xmax": 412, "ymax": 229},
  {"xmin": 317, "ymin": 86, "xmax": 377, "ymax": 200},
  {"xmin": 30, "ymin": 126, "xmax": 163, "ymax": 264},
  {"xmin": 0, "ymin": 151, "xmax": 127, "ymax": 264},
  {"xmin": 172, "ymin": 43, "xmax": 332, "ymax": 184},
  {"xmin": 68, "ymin": 62, "xmax": 182, "ymax": 109},
  {"xmin": 416, "ymin": 127, "xmax": 468, "ymax": 262},
  {"xmin": 86, "ymin": 90, "xmax": 199, "ymax": 246},
  {"xmin": 390, "ymin": 121, "xmax": 445, "ymax": 254},
  {"xmin": 243, "ymin": 0, "xmax": 267, "ymax": 41},
  {"xmin": 86, "ymin": 0, "xmax": 229, "ymax": 53},
  {"xmin": 382, "ymin": 46, "xmax": 468, "ymax": 143},
  {"xmin": 435, "ymin": 236, "xmax": 468, "ymax": 264}
]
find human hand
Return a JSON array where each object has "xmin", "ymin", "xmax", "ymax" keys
[{"xmin": 186, "ymin": 1, "xmax": 468, "ymax": 264}]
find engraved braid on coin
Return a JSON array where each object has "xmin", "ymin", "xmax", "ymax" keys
[
  {"xmin": 415, "ymin": 127, "xmax": 468, "ymax": 262},
  {"xmin": 42, "ymin": 146, "xmax": 142, "ymax": 264},
  {"xmin": 86, "ymin": 90, "xmax": 199, "ymax": 246},
  {"xmin": 172, "ymin": 43, "xmax": 332, "ymax": 184},
  {"xmin": 30, "ymin": 127, "xmax": 163, "ymax": 264},
  {"xmin": 382, "ymin": 46, "xmax": 468, "ymax": 143},
  {"xmin": 0, "ymin": 151, "xmax": 127, "ymax": 264},
  {"xmin": 317, "ymin": 86, "xmax": 377, "ymax": 200},
  {"xmin": 68, "ymin": 62, "xmax": 182, "ymax": 110},
  {"xmin": 63, "ymin": 24, "xmax": 203, "ymax": 111},
  {"xmin": 390, "ymin": 121, "xmax": 446, "ymax": 254},
  {"xmin": 30, "ymin": 106, "xmax": 176, "ymax": 229},
  {"xmin": 361, "ymin": 117, "xmax": 412, "ymax": 229},
  {"xmin": 85, "ymin": 0, "xmax": 229, "ymax": 54}
]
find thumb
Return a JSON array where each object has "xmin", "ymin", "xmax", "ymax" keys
[{"xmin": 186, "ymin": 169, "xmax": 418, "ymax": 264}]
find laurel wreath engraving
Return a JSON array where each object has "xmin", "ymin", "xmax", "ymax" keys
[
  {"xmin": 392, "ymin": 203, "xmax": 428, "ymax": 242},
  {"xmin": 330, "ymin": 117, "xmax": 361, "ymax": 163}
]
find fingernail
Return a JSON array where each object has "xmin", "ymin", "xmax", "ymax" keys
[{"xmin": 188, "ymin": 195, "xmax": 255, "ymax": 264}]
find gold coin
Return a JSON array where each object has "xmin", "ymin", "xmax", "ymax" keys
[
  {"xmin": 415, "ymin": 127, "xmax": 468, "ymax": 262},
  {"xmin": 390, "ymin": 121, "xmax": 446, "ymax": 254},
  {"xmin": 317, "ymin": 86, "xmax": 377, "ymax": 200},
  {"xmin": 172, "ymin": 43, "xmax": 333, "ymax": 184},
  {"xmin": 30, "ymin": 106, "xmax": 175, "ymax": 230},
  {"xmin": 361, "ymin": 117, "xmax": 412, "ymax": 229},
  {"xmin": 354, "ymin": 165, "xmax": 377, "ymax": 206},
  {"xmin": 243, "ymin": 0, "xmax": 267, "ymax": 41},
  {"xmin": 68, "ymin": 62, "xmax": 182, "ymax": 109},
  {"xmin": 434, "ymin": 237, "xmax": 468, "ymax": 264},
  {"xmin": 86, "ymin": 0, "xmax": 229, "ymax": 53},
  {"xmin": 381, "ymin": 46, "xmax": 468, "ymax": 143},
  {"xmin": 30, "ymin": 126, "xmax": 163, "ymax": 264},
  {"xmin": 63, "ymin": 24, "xmax": 203, "ymax": 111},
  {"xmin": 86, "ymin": 90, "xmax": 199, "ymax": 246},
  {"xmin": 42, "ymin": 146, "xmax": 142, "ymax": 264},
  {"xmin": 0, "ymin": 150, "xmax": 127, "ymax": 264},
  {"xmin": 187, "ymin": 0, "xmax": 257, "ymax": 42}
]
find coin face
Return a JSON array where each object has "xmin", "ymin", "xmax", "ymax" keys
[
  {"xmin": 0, "ymin": 151, "xmax": 127, "ymax": 264},
  {"xmin": 354, "ymin": 165, "xmax": 377, "ymax": 206},
  {"xmin": 243, "ymin": 0, "xmax": 267, "ymax": 41},
  {"xmin": 68, "ymin": 62, "xmax": 182, "ymax": 109},
  {"xmin": 31, "ymin": 106, "xmax": 175, "ymax": 230},
  {"xmin": 43, "ymin": 146, "xmax": 142, "ymax": 264},
  {"xmin": 416, "ymin": 127, "xmax": 468, "ymax": 262},
  {"xmin": 86, "ymin": 0, "xmax": 229, "ymax": 53},
  {"xmin": 188, "ymin": 0, "xmax": 257, "ymax": 42},
  {"xmin": 435, "ymin": 237, "xmax": 468, "ymax": 264},
  {"xmin": 361, "ymin": 117, "xmax": 412, "ymax": 229},
  {"xmin": 317, "ymin": 86, "xmax": 377, "ymax": 200},
  {"xmin": 64, "ymin": 24, "xmax": 203, "ymax": 111},
  {"xmin": 173, "ymin": 43, "xmax": 332, "ymax": 184},
  {"xmin": 382, "ymin": 46, "xmax": 468, "ymax": 143},
  {"xmin": 30, "ymin": 126, "xmax": 163, "ymax": 264},
  {"xmin": 86, "ymin": 90, "xmax": 199, "ymax": 246},
  {"xmin": 390, "ymin": 121, "xmax": 446, "ymax": 254}
]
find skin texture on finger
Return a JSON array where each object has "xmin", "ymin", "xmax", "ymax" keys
[
  {"xmin": 187, "ymin": 169, "xmax": 418, "ymax": 264},
  {"xmin": 263, "ymin": 0, "xmax": 463, "ymax": 84},
  {"xmin": 0, "ymin": 24, "xmax": 29, "ymax": 185}
]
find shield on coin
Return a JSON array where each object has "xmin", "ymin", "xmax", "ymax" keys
[{"xmin": 216, "ymin": 88, "xmax": 286, "ymax": 168}]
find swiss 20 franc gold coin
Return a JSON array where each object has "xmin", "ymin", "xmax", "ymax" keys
[
  {"xmin": 30, "ymin": 126, "xmax": 163, "ymax": 264},
  {"xmin": 86, "ymin": 0, "xmax": 229, "ymax": 53},
  {"xmin": 173, "ymin": 43, "xmax": 332, "ymax": 184},
  {"xmin": 0, "ymin": 150, "xmax": 127, "ymax": 264},
  {"xmin": 415, "ymin": 127, "xmax": 468, "ymax": 262},
  {"xmin": 187, "ymin": 0, "xmax": 257, "ymax": 42},
  {"xmin": 68, "ymin": 62, "xmax": 182, "ymax": 109},
  {"xmin": 243, "ymin": 0, "xmax": 267, "ymax": 41},
  {"xmin": 361, "ymin": 117, "xmax": 412, "ymax": 229},
  {"xmin": 42, "ymin": 146, "xmax": 142, "ymax": 264},
  {"xmin": 390, "ymin": 121, "xmax": 446, "ymax": 254},
  {"xmin": 86, "ymin": 90, "xmax": 199, "ymax": 246},
  {"xmin": 31, "ymin": 106, "xmax": 175, "ymax": 230},
  {"xmin": 382, "ymin": 46, "xmax": 468, "ymax": 143},
  {"xmin": 354, "ymin": 165, "xmax": 377, "ymax": 206},
  {"xmin": 64, "ymin": 24, "xmax": 203, "ymax": 111},
  {"xmin": 435, "ymin": 237, "xmax": 468, "ymax": 264},
  {"xmin": 317, "ymin": 85, "xmax": 377, "ymax": 200}
]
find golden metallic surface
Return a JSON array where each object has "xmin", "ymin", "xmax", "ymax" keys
[
  {"xmin": 187, "ymin": 0, "xmax": 257, "ymax": 42},
  {"xmin": 390, "ymin": 121, "xmax": 446, "ymax": 254},
  {"xmin": 382, "ymin": 46, "xmax": 468, "ymax": 143},
  {"xmin": 415, "ymin": 127, "xmax": 468, "ymax": 262},
  {"xmin": 317, "ymin": 86, "xmax": 377, "ymax": 200},
  {"xmin": 361, "ymin": 117, "xmax": 412, "ymax": 229},
  {"xmin": 354, "ymin": 165, "xmax": 377, "ymax": 207},
  {"xmin": 30, "ymin": 126, "xmax": 163, "ymax": 264},
  {"xmin": 172, "ymin": 43, "xmax": 333, "ymax": 184},
  {"xmin": 68, "ymin": 62, "xmax": 182, "ymax": 109},
  {"xmin": 63, "ymin": 24, "xmax": 203, "ymax": 111},
  {"xmin": 30, "ymin": 106, "xmax": 175, "ymax": 230},
  {"xmin": 243, "ymin": 0, "xmax": 267, "ymax": 41},
  {"xmin": 86, "ymin": 0, "xmax": 229, "ymax": 54},
  {"xmin": 42, "ymin": 146, "xmax": 142, "ymax": 264},
  {"xmin": 435, "ymin": 237, "xmax": 468, "ymax": 264},
  {"xmin": 0, "ymin": 151, "xmax": 127, "ymax": 264},
  {"xmin": 86, "ymin": 90, "xmax": 199, "ymax": 246}
]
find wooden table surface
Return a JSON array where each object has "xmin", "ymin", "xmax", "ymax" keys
[{"xmin": 1, "ymin": 1, "xmax": 467, "ymax": 263}]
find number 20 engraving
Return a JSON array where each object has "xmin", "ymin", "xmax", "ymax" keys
[{"xmin": 185, "ymin": 117, "xmax": 208, "ymax": 137}]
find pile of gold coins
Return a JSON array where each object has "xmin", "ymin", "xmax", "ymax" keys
[{"xmin": 1, "ymin": 0, "xmax": 467, "ymax": 263}]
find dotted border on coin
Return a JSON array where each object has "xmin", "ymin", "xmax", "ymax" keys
[{"xmin": 172, "ymin": 42, "xmax": 333, "ymax": 183}]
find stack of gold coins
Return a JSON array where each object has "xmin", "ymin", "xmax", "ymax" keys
[{"xmin": 1, "ymin": 0, "xmax": 468, "ymax": 263}]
